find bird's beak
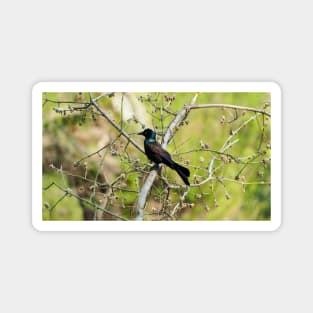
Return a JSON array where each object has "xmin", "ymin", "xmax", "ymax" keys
[{"xmin": 137, "ymin": 131, "xmax": 144, "ymax": 135}]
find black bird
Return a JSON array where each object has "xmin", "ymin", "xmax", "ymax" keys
[{"xmin": 138, "ymin": 128, "xmax": 190, "ymax": 185}]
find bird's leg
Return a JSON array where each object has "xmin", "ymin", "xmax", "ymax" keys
[
  {"xmin": 156, "ymin": 164, "xmax": 163, "ymax": 175},
  {"xmin": 150, "ymin": 163, "xmax": 160, "ymax": 171}
]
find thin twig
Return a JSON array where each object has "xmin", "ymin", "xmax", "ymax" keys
[
  {"xmin": 73, "ymin": 142, "xmax": 111, "ymax": 166},
  {"xmin": 43, "ymin": 182, "xmax": 127, "ymax": 221},
  {"xmin": 170, "ymin": 188, "xmax": 189, "ymax": 217},
  {"xmin": 190, "ymin": 104, "xmax": 271, "ymax": 117},
  {"xmin": 89, "ymin": 93, "xmax": 145, "ymax": 154}
]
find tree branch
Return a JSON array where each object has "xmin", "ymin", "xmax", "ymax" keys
[
  {"xmin": 190, "ymin": 103, "xmax": 270, "ymax": 117},
  {"xmin": 89, "ymin": 93, "xmax": 145, "ymax": 154}
]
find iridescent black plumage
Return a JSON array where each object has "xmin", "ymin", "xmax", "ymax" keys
[{"xmin": 138, "ymin": 128, "xmax": 190, "ymax": 185}]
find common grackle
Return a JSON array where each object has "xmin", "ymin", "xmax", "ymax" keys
[{"xmin": 138, "ymin": 128, "xmax": 190, "ymax": 185}]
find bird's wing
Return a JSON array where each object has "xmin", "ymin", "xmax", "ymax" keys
[{"xmin": 146, "ymin": 142, "xmax": 173, "ymax": 166}]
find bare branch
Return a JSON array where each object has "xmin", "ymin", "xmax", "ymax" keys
[
  {"xmin": 89, "ymin": 93, "xmax": 145, "ymax": 154},
  {"xmin": 190, "ymin": 103, "xmax": 270, "ymax": 117},
  {"xmin": 171, "ymin": 188, "xmax": 190, "ymax": 217}
]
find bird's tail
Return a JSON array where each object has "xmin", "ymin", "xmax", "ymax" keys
[{"xmin": 172, "ymin": 162, "xmax": 190, "ymax": 186}]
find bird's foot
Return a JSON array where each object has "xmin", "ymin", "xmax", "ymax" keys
[{"xmin": 151, "ymin": 164, "xmax": 160, "ymax": 171}]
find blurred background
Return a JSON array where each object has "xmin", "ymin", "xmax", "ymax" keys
[{"xmin": 43, "ymin": 92, "xmax": 270, "ymax": 221}]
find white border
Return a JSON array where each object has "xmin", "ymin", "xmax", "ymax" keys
[{"xmin": 32, "ymin": 82, "xmax": 281, "ymax": 231}]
